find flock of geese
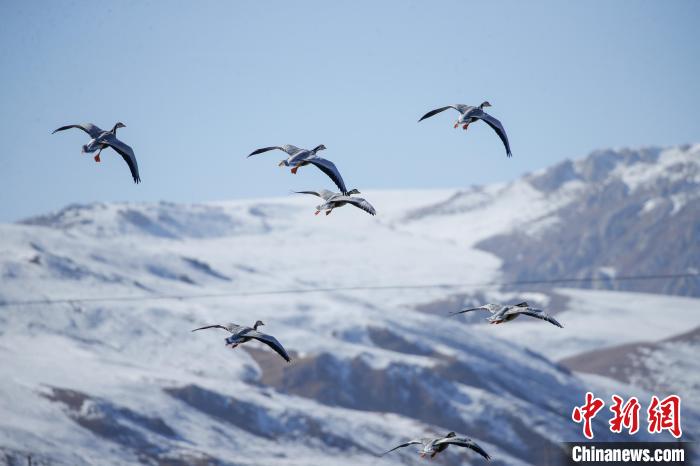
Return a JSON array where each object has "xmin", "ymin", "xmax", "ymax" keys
[{"xmin": 52, "ymin": 101, "xmax": 562, "ymax": 463}]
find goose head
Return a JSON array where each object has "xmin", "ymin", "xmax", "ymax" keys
[{"xmin": 311, "ymin": 144, "xmax": 327, "ymax": 154}]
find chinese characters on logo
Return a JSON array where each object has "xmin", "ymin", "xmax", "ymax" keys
[
  {"xmin": 571, "ymin": 392, "xmax": 681, "ymax": 439},
  {"xmin": 572, "ymin": 392, "xmax": 605, "ymax": 439}
]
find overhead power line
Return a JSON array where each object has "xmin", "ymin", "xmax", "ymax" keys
[{"xmin": 0, "ymin": 272, "xmax": 698, "ymax": 308}]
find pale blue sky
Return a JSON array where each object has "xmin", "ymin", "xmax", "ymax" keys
[{"xmin": 1, "ymin": 0, "xmax": 699, "ymax": 222}]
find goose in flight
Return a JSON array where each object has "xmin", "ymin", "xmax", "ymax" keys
[
  {"xmin": 192, "ymin": 320, "xmax": 291, "ymax": 362},
  {"xmin": 294, "ymin": 189, "xmax": 376, "ymax": 216},
  {"xmin": 451, "ymin": 302, "xmax": 563, "ymax": 327},
  {"xmin": 247, "ymin": 144, "xmax": 348, "ymax": 194},
  {"xmin": 418, "ymin": 102, "xmax": 512, "ymax": 157},
  {"xmin": 52, "ymin": 122, "xmax": 141, "ymax": 183},
  {"xmin": 382, "ymin": 432, "xmax": 490, "ymax": 461}
]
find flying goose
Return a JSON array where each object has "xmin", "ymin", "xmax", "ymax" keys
[
  {"xmin": 52, "ymin": 122, "xmax": 141, "ymax": 183},
  {"xmin": 382, "ymin": 432, "xmax": 490, "ymax": 461},
  {"xmin": 294, "ymin": 189, "xmax": 376, "ymax": 216},
  {"xmin": 247, "ymin": 144, "xmax": 348, "ymax": 194},
  {"xmin": 451, "ymin": 302, "xmax": 563, "ymax": 327},
  {"xmin": 192, "ymin": 320, "xmax": 291, "ymax": 362},
  {"xmin": 418, "ymin": 102, "xmax": 512, "ymax": 157}
]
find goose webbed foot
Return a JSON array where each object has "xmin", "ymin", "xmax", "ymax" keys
[
  {"xmin": 94, "ymin": 152, "xmax": 101, "ymax": 162},
  {"xmin": 314, "ymin": 211, "xmax": 320, "ymax": 216},
  {"xmin": 291, "ymin": 166, "xmax": 299, "ymax": 174},
  {"xmin": 462, "ymin": 123, "xmax": 469, "ymax": 130},
  {"xmin": 325, "ymin": 210, "xmax": 332, "ymax": 216}
]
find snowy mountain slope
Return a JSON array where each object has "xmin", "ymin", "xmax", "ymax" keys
[
  {"xmin": 476, "ymin": 145, "xmax": 700, "ymax": 297},
  {"xmin": 1, "ymin": 145, "xmax": 699, "ymax": 465},
  {"xmin": 398, "ymin": 145, "xmax": 700, "ymax": 296}
]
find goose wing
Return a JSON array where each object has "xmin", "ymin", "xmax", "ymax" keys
[
  {"xmin": 294, "ymin": 189, "xmax": 337, "ymax": 201},
  {"xmin": 381, "ymin": 439, "xmax": 424, "ymax": 456},
  {"xmin": 505, "ymin": 307, "xmax": 563, "ymax": 328},
  {"xmin": 307, "ymin": 157, "xmax": 348, "ymax": 194},
  {"xmin": 191, "ymin": 324, "xmax": 229, "ymax": 332},
  {"xmin": 247, "ymin": 144, "xmax": 303, "ymax": 157},
  {"xmin": 335, "ymin": 196, "xmax": 376, "ymax": 216},
  {"xmin": 435, "ymin": 437, "xmax": 491, "ymax": 460},
  {"xmin": 244, "ymin": 330, "xmax": 291, "ymax": 362},
  {"xmin": 52, "ymin": 123, "xmax": 104, "ymax": 138},
  {"xmin": 450, "ymin": 306, "xmax": 491, "ymax": 316},
  {"xmin": 418, "ymin": 105, "xmax": 466, "ymax": 122},
  {"xmin": 468, "ymin": 109, "xmax": 512, "ymax": 157},
  {"xmin": 99, "ymin": 134, "xmax": 141, "ymax": 183}
]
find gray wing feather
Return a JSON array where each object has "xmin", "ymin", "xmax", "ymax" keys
[
  {"xmin": 248, "ymin": 146, "xmax": 284, "ymax": 157},
  {"xmin": 52, "ymin": 123, "xmax": 104, "ymax": 138},
  {"xmin": 294, "ymin": 190, "xmax": 336, "ymax": 201},
  {"xmin": 469, "ymin": 110, "xmax": 512, "ymax": 157},
  {"xmin": 99, "ymin": 134, "xmax": 141, "ymax": 183},
  {"xmin": 418, "ymin": 105, "xmax": 464, "ymax": 122},
  {"xmin": 280, "ymin": 144, "xmax": 303, "ymax": 155},
  {"xmin": 381, "ymin": 440, "xmax": 423, "ymax": 456},
  {"xmin": 335, "ymin": 196, "xmax": 376, "ymax": 216},
  {"xmin": 450, "ymin": 307, "xmax": 489, "ymax": 316},
  {"xmin": 245, "ymin": 330, "xmax": 291, "ymax": 362},
  {"xmin": 307, "ymin": 157, "xmax": 348, "ymax": 194},
  {"xmin": 248, "ymin": 144, "xmax": 303, "ymax": 158},
  {"xmin": 505, "ymin": 308, "xmax": 563, "ymax": 328},
  {"xmin": 191, "ymin": 324, "xmax": 228, "ymax": 332},
  {"xmin": 435, "ymin": 437, "xmax": 491, "ymax": 460}
]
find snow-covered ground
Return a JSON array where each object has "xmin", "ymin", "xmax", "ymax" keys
[{"xmin": 1, "ymin": 145, "xmax": 698, "ymax": 465}]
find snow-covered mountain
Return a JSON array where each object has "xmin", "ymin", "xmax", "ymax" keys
[{"xmin": 1, "ymin": 145, "xmax": 698, "ymax": 465}]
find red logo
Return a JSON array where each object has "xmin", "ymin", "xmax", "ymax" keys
[
  {"xmin": 572, "ymin": 392, "xmax": 605, "ymax": 439},
  {"xmin": 572, "ymin": 393, "xmax": 682, "ymax": 439},
  {"xmin": 609, "ymin": 395, "xmax": 641, "ymax": 434},
  {"xmin": 647, "ymin": 395, "xmax": 682, "ymax": 438}
]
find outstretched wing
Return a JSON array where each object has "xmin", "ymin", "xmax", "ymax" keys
[
  {"xmin": 418, "ymin": 105, "xmax": 464, "ymax": 122},
  {"xmin": 247, "ymin": 144, "xmax": 302, "ymax": 158},
  {"xmin": 469, "ymin": 109, "xmax": 512, "ymax": 157},
  {"xmin": 245, "ymin": 330, "xmax": 291, "ymax": 362},
  {"xmin": 381, "ymin": 440, "xmax": 424, "ymax": 456},
  {"xmin": 336, "ymin": 196, "xmax": 376, "ymax": 216},
  {"xmin": 248, "ymin": 146, "xmax": 284, "ymax": 157},
  {"xmin": 450, "ymin": 306, "xmax": 489, "ymax": 316},
  {"xmin": 294, "ymin": 189, "xmax": 337, "ymax": 201},
  {"xmin": 191, "ymin": 324, "xmax": 228, "ymax": 332},
  {"xmin": 307, "ymin": 157, "xmax": 348, "ymax": 194},
  {"xmin": 280, "ymin": 144, "xmax": 303, "ymax": 155},
  {"xmin": 505, "ymin": 308, "xmax": 563, "ymax": 328},
  {"xmin": 99, "ymin": 134, "xmax": 141, "ymax": 183},
  {"xmin": 435, "ymin": 437, "xmax": 491, "ymax": 460},
  {"xmin": 52, "ymin": 123, "xmax": 103, "ymax": 138}
]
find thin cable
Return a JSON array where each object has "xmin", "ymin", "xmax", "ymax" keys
[{"xmin": 0, "ymin": 272, "xmax": 697, "ymax": 308}]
